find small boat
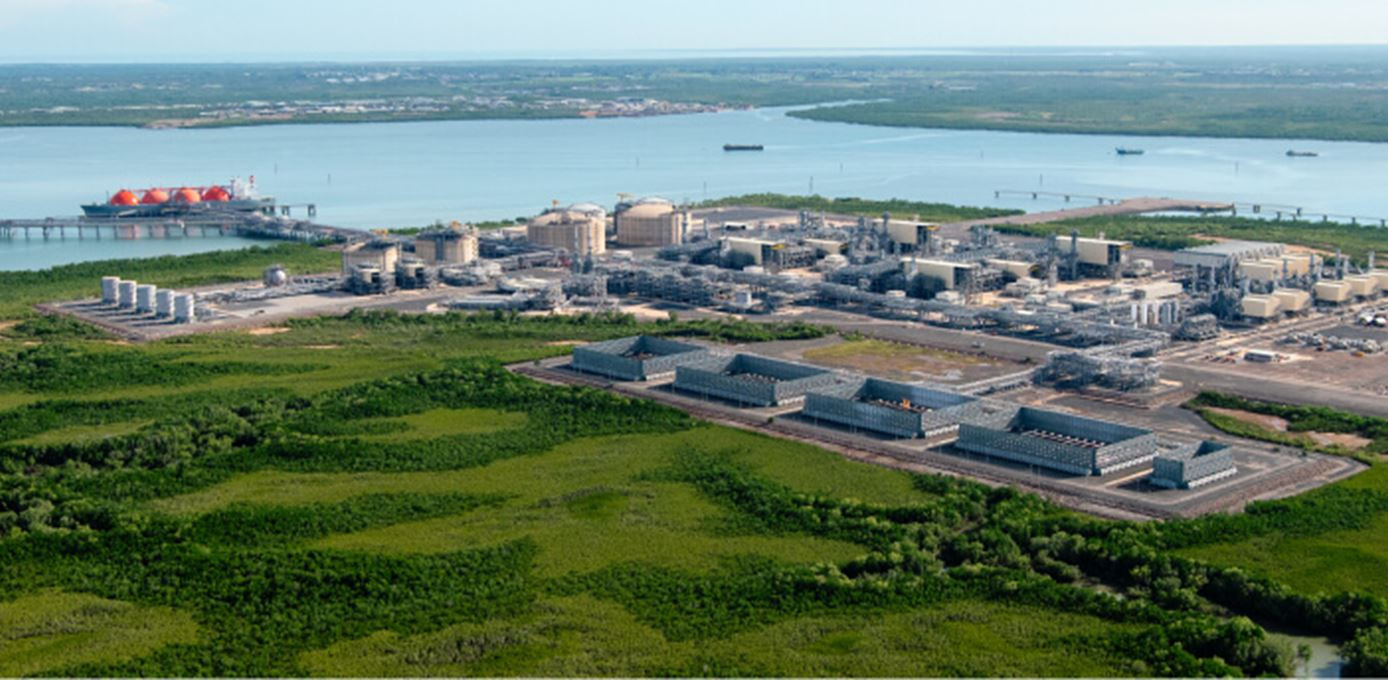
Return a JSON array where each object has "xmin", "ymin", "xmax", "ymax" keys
[
  {"xmin": 1115, "ymin": 147, "xmax": 1145, "ymax": 156},
  {"xmin": 1286, "ymin": 150, "xmax": 1319, "ymax": 157},
  {"xmin": 723, "ymin": 144, "xmax": 764, "ymax": 152}
]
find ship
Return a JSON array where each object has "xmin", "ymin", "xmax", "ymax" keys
[
  {"xmin": 1115, "ymin": 147, "xmax": 1145, "ymax": 156},
  {"xmin": 723, "ymin": 144, "xmax": 764, "ymax": 152},
  {"xmin": 1286, "ymin": 150, "xmax": 1319, "ymax": 158},
  {"xmin": 82, "ymin": 177, "xmax": 276, "ymax": 218}
]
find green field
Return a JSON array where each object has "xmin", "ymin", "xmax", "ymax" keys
[
  {"xmin": 992, "ymin": 214, "xmax": 1388, "ymax": 264},
  {"xmin": 697, "ymin": 194, "xmax": 1021, "ymax": 224},
  {"xmin": 0, "ymin": 590, "xmax": 199, "ymax": 677},
  {"xmin": 10, "ymin": 251, "xmax": 1388, "ymax": 675}
]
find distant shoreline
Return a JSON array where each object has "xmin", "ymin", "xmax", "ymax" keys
[{"xmin": 1, "ymin": 104, "xmax": 1380, "ymax": 145}]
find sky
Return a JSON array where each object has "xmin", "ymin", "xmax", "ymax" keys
[{"xmin": 1, "ymin": 0, "xmax": 1386, "ymax": 62}]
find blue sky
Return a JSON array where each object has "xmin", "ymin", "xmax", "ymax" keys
[{"xmin": 1, "ymin": 0, "xmax": 1386, "ymax": 62}]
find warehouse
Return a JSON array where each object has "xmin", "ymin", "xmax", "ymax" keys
[
  {"xmin": 955, "ymin": 405, "xmax": 1158, "ymax": 476},
  {"xmin": 571, "ymin": 335, "xmax": 709, "ymax": 381},
  {"xmin": 802, "ymin": 378, "xmax": 988, "ymax": 438},
  {"xmin": 1150, "ymin": 440, "xmax": 1237, "ymax": 489},
  {"xmin": 674, "ymin": 354, "xmax": 839, "ymax": 406}
]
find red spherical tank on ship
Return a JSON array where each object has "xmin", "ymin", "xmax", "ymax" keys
[
  {"xmin": 140, "ymin": 189, "xmax": 170, "ymax": 204},
  {"xmin": 201, "ymin": 186, "xmax": 231, "ymax": 202},
  {"xmin": 109, "ymin": 189, "xmax": 140, "ymax": 206},
  {"xmin": 173, "ymin": 187, "xmax": 202, "ymax": 203}
]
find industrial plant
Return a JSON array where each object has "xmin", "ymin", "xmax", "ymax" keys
[{"xmin": 46, "ymin": 191, "xmax": 1382, "ymax": 518}]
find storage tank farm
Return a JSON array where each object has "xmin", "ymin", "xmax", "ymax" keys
[{"xmin": 96, "ymin": 276, "xmax": 193, "ymax": 323}]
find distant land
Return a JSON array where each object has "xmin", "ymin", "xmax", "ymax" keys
[{"xmin": 5, "ymin": 47, "xmax": 1388, "ymax": 141}]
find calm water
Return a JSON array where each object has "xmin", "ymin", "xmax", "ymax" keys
[{"xmin": 5, "ymin": 105, "xmax": 1388, "ymax": 270}]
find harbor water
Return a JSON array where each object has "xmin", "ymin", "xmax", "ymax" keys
[{"xmin": 5, "ymin": 105, "xmax": 1388, "ymax": 270}]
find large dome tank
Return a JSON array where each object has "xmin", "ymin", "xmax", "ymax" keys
[
  {"xmin": 202, "ymin": 186, "xmax": 231, "ymax": 201},
  {"xmin": 109, "ymin": 189, "xmax": 139, "ymax": 206},
  {"xmin": 140, "ymin": 189, "xmax": 170, "ymax": 204},
  {"xmin": 173, "ymin": 187, "xmax": 202, "ymax": 203}
]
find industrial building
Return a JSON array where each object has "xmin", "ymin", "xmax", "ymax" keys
[
  {"xmin": 955, "ymin": 405, "xmax": 1158, "ymax": 476},
  {"xmin": 527, "ymin": 205, "xmax": 607, "ymax": 256},
  {"xmin": 571, "ymin": 335, "xmax": 709, "ymax": 381},
  {"xmin": 614, "ymin": 198, "xmax": 687, "ymax": 247},
  {"xmin": 1150, "ymin": 441, "xmax": 1237, "ymax": 489},
  {"xmin": 802, "ymin": 378, "xmax": 990, "ymax": 439},
  {"xmin": 885, "ymin": 220, "xmax": 940, "ymax": 251},
  {"xmin": 1174, "ymin": 241, "xmax": 1287, "ymax": 290},
  {"xmin": 724, "ymin": 237, "xmax": 817, "ymax": 270},
  {"xmin": 903, "ymin": 258, "xmax": 978, "ymax": 291},
  {"xmin": 414, "ymin": 226, "xmax": 479, "ymax": 265},
  {"xmin": 673, "ymin": 354, "xmax": 839, "ymax": 406}
]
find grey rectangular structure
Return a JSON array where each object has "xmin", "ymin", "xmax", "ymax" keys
[
  {"xmin": 674, "ymin": 354, "xmax": 839, "ymax": 406},
  {"xmin": 803, "ymin": 378, "xmax": 984, "ymax": 439},
  {"xmin": 1150, "ymin": 441, "xmax": 1237, "ymax": 489},
  {"xmin": 571, "ymin": 335, "xmax": 709, "ymax": 381},
  {"xmin": 955, "ymin": 405, "xmax": 1158, "ymax": 476}
]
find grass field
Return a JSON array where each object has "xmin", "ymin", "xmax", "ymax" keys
[
  {"xmin": 0, "ymin": 590, "xmax": 199, "ymax": 677},
  {"xmin": 993, "ymin": 214, "xmax": 1388, "ymax": 264},
  {"xmin": 299, "ymin": 594, "xmax": 1137, "ymax": 677},
  {"xmin": 1177, "ymin": 465, "xmax": 1388, "ymax": 597},
  {"xmin": 802, "ymin": 338, "xmax": 993, "ymax": 382},
  {"xmin": 697, "ymin": 194, "xmax": 1019, "ymax": 224}
]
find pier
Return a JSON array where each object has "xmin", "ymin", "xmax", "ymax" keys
[
  {"xmin": 993, "ymin": 190, "xmax": 1388, "ymax": 228},
  {"xmin": 0, "ymin": 212, "xmax": 370, "ymax": 244}
]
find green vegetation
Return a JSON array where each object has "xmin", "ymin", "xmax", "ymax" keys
[
  {"xmin": 699, "ymin": 193, "xmax": 1020, "ymax": 224},
  {"xmin": 0, "ymin": 589, "xmax": 199, "ymax": 677},
  {"xmin": 9, "ymin": 49, "xmax": 1388, "ymax": 142},
  {"xmin": 300, "ymin": 595, "xmax": 1137, "ymax": 677},
  {"xmin": 993, "ymin": 214, "xmax": 1388, "ymax": 262},
  {"xmin": 788, "ymin": 51, "xmax": 1388, "ymax": 143},
  {"xmin": 1186, "ymin": 392, "xmax": 1388, "ymax": 460},
  {"xmin": 0, "ymin": 243, "xmax": 339, "ymax": 322},
  {"xmin": 390, "ymin": 218, "xmax": 526, "ymax": 236}
]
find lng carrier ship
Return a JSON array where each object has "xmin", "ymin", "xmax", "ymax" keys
[{"xmin": 82, "ymin": 177, "xmax": 276, "ymax": 218}]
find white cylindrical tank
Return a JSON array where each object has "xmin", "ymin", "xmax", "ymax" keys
[
  {"xmin": 101, "ymin": 277, "xmax": 121, "ymax": 304},
  {"xmin": 173, "ymin": 294, "xmax": 195, "ymax": 323},
  {"xmin": 155, "ymin": 289, "xmax": 175, "ymax": 318},
  {"xmin": 135, "ymin": 284, "xmax": 157, "ymax": 313},
  {"xmin": 117, "ymin": 281, "xmax": 137, "ymax": 309}
]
